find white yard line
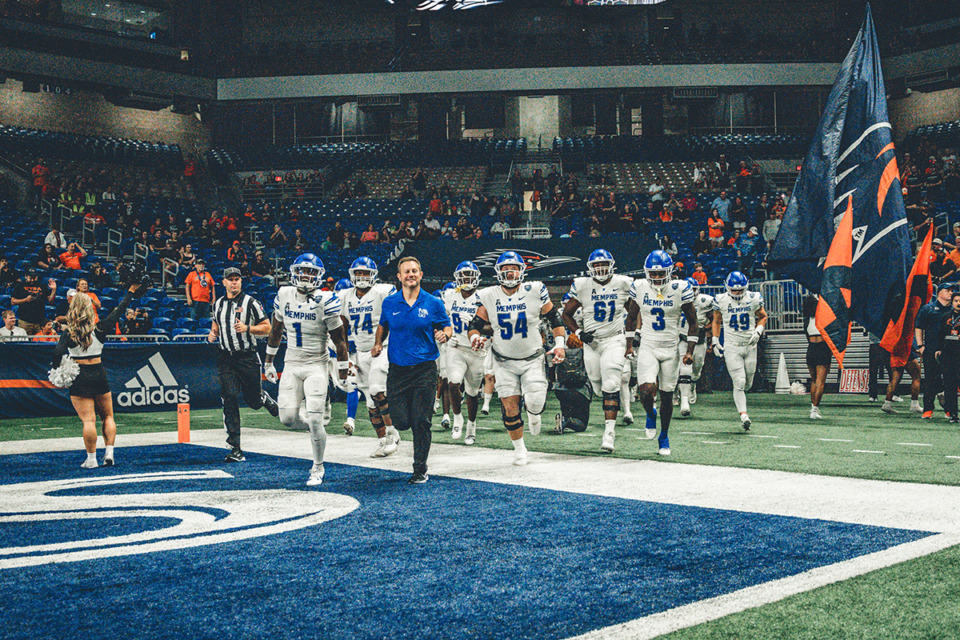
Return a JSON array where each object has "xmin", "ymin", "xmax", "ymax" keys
[
  {"xmin": 700, "ymin": 441, "xmax": 730, "ymax": 445},
  {"xmin": 819, "ymin": 438, "xmax": 853, "ymax": 442},
  {"xmin": 773, "ymin": 445, "xmax": 800, "ymax": 449},
  {"xmin": 895, "ymin": 442, "xmax": 932, "ymax": 447},
  {"xmin": 852, "ymin": 449, "xmax": 885, "ymax": 454}
]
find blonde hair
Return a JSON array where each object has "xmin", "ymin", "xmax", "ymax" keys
[
  {"xmin": 66, "ymin": 293, "xmax": 96, "ymax": 350},
  {"xmin": 397, "ymin": 256, "xmax": 421, "ymax": 271}
]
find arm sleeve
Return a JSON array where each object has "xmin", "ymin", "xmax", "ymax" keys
[
  {"xmin": 50, "ymin": 332, "xmax": 70, "ymax": 368},
  {"xmin": 324, "ymin": 293, "xmax": 343, "ymax": 330},
  {"xmin": 99, "ymin": 291, "xmax": 134, "ymax": 332}
]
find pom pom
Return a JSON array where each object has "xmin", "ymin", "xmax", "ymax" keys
[
  {"xmin": 790, "ymin": 381, "xmax": 807, "ymax": 395},
  {"xmin": 48, "ymin": 356, "xmax": 80, "ymax": 388}
]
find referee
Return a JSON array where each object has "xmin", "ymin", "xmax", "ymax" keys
[
  {"xmin": 372, "ymin": 257, "xmax": 451, "ymax": 484},
  {"xmin": 209, "ymin": 267, "xmax": 279, "ymax": 462}
]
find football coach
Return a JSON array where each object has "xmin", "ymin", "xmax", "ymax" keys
[{"xmin": 371, "ymin": 256, "xmax": 451, "ymax": 484}]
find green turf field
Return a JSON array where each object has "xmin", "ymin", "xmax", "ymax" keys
[{"xmin": 4, "ymin": 390, "xmax": 960, "ymax": 639}]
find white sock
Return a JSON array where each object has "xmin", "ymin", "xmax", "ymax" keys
[
  {"xmin": 733, "ymin": 388, "xmax": 748, "ymax": 414},
  {"xmin": 453, "ymin": 413, "xmax": 464, "ymax": 428},
  {"xmin": 811, "ymin": 403, "xmax": 817, "ymax": 410},
  {"xmin": 308, "ymin": 413, "xmax": 327, "ymax": 465},
  {"xmin": 511, "ymin": 437, "xmax": 527, "ymax": 453},
  {"xmin": 443, "ymin": 413, "xmax": 450, "ymax": 423},
  {"xmin": 346, "ymin": 417, "xmax": 355, "ymax": 427},
  {"xmin": 466, "ymin": 420, "xmax": 476, "ymax": 431},
  {"xmin": 482, "ymin": 393, "xmax": 492, "ymax": 409},
  {"xmin": 620, "ymin": 383, "xmax": 631, "ymax": 414},
  {"xmin": 86, "ymin": 451, "xmax": 97, "ymax": 463},
  {"xmin": 387, "ymin": 426, "xmax": 399, "ymax": 437},
  {"xmin": 104, "ymin": 445, "xmax": 114, "ymax": 460},
  {"xmin": 604, "ymin": 419, "xmax": 616, "ymax": 435},
  {"xmin": 679, "ymin": 383, "xmax": 691, "ymax": 404}
]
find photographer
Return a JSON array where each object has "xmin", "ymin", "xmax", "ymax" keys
[
  {"xmin": 121, "ymin": 307, "xmax": 153, "ymax": 335},
  {"xmin": 12, "ymin": 270, "xmax": 56, "ymax": 335}
]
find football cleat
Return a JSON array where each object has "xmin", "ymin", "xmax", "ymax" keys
[
  {"xmin": 441, "ymin": 414, "xmax": 451, "ymax": 430},
  {"xmin": 465, "ymin": 421, "xmax": 477, "ymax": 445},
  {"xmin": 921, "ymin": 410, "xmax": 934, "ymax": 419},
  {"xmin": 600, "ymin": 432, "xmax": 615, "ymax": 453},
  {"xmin": 383, "ymin": 429, "xmax": 400, "ymax": 456},
  {"xmin": 371, "ymin": 438, "xmax": 388, "ymax": 458},
  {"xmin": 810, "ymin": 406, "xmax": 822, "ymax": 420},
  {"xmin": 622, "ymin": 412, "xmax": 633, "ymax": 425},
  {"xmin": 680, "ymin": 403, "xmax": 691, "ymax": 418},
  {"xmin": 513, "ymin": 450, "xmax": 528, "ymax": 466},
  {"xmin": 81, "ymin": 457, "xmax": 98, "ymax": 469},
  {"xmin": 408, "ymin": 472, "xmax": 429, "ymax": 484},
  {"xmin": 306, "ymin": 464, "xmax": 325, "ymax": 487},
  {"xmin": 451, "ymin": 414, "xmax": 464, "ymax": 440},
  {"xmin": 892, "ymin": 395, "xmax": 904, "ymax": 403},
  {"xmin": 881, "ymin": 401, "xmax": 897, "ymax": 414},
  {"xmin": 225, "ymin": 448, "xmax": 245, "ymax": 463},
  {"xmin": 740, "ymin": 414, "xmax": 751, "ymax": 431},
  {"xmin": 480, "ymin": 407, "xmax": 490, "ymax": 416},
  {"xmin": 657, "ymin": 435, "xmax": 671, "ymax": 456},
  {"xmin": 343, "ymin": 420, "xmax": 355, "ymax": 436},
  {"xmin": 910, "ymin": 400, "xmax": 922, "ymax": 414},
  {"xmin": 261, "ymin": 391, "xmax": 279, "ymax": 418},
  {"xmin": 102, "ymin": 457, "xmax": 115, "ymax": 467}
]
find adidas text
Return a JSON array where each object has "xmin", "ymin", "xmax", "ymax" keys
[{"xmin": 118, "ymin": 387, "xmax": 190, "ymax": 407}]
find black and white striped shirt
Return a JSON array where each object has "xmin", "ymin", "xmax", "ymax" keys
[{"xmin": 213, "ymin": 292, "xmax": 267, "ymax": 353}]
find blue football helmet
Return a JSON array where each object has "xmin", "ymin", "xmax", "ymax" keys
[
  {"xmin": 725, "ymin": 271, "xmax": 749, "ymax": 300},
  {"xmin": 561, "ymin": 292, "xmax": 572, "ymax": 305},
  {"xmin": 432, "ymin": 289, "xmax": 442, "ymax": 297},
  {"xmin": 290, "ymin": 253, "xmax": 325, "ymax": 293},
  {"xmin": 685, "ymin": 277, "xmax": 700, "ymax": 295},
  {"xmin": 335, "ymin": 278, "xmax": 352, "ymax": 292},
  {"xmin": 443, "ymin": 282, "xmax": 456, "ymax": 291},
  {"xmin": 587, "ymin": 248, "xmax": 615, "ymax": 282},
  {"xmin": 495, "ymin": 251, "xmax": 526, "ymax": 288},
  {"xmin": 454, "ymin": 261, "xmax": 480, "ymax": 291},
  {"xmin": 644, "ymin": 250, "xmax": 673, "ymax": 289},
  {"xmin": 349, "ymin": 256, "xmax": 378, "ymax": 289}
]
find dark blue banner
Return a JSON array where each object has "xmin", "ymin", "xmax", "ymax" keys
[
  {"xmin": 767, "ymin": 5, "xmax": 911, "ymax": 338},
  {"xmin": 390, "ymin": 234, "xmax": 659, "ymax": 285}
]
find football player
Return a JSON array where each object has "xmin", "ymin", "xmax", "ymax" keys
[
  {"xmin": 711, "ymin": 271, "xmax": 767, "ymax": 430},
  {"xmin": 335, "ymin": 278, "xmax": 361, "ymax": 433},
  {"xmin": 264, "ymin": 253, "xmax": 351, "ymax": 486},
  {"xmin": 677, "ymin": 276, "xmax": 715, "ymax": 417},
  {"xmin": 434, "ymin": 282, "xmax": 457, "ymax": 430},
  {"xmin": 339, "ymin": 257, "xmax": 402, "ymax": 457},
  {"xmin": 624, "ymin": 250, "xmax": 698, "ymax": 456},
  {"xmin": 468, "ymin": 251, "xmax": 566, "ymax": 465},
  {"xmin": 442, "ymin": 262, "xmax": 486, "ymax": 444},
  {"xmin": 562, "ymin": 249, "xmax": 633, "ymax": 452}
]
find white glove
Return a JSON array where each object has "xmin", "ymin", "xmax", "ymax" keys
[
  {"xmin": 748, "ymin": 327, "xmax": 763, "ymax": 346},
  {"xmin": 712, "ymin": 336, "xmax": 724, "ymax": 357},
  {"xmin": 264, "ymin": 363, "xmax": 278, "ymax": 383},
  {"xmin": 342, "ymin": 373, "xmax": 358, "ymax": 394},
  {"xmin": 471, "ymin": 334, "xmax": 487, "ymax": 351}
]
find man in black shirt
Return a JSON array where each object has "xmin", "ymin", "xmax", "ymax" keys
[
  {"xmin": 0, "ymin": 257, "xmax": 18, "ymax": 287},
  {"xmin": 11, "ymin": 270, "xmax": 56, "ymax": 335},
  {"xmin": 935, "ymin": 290, "xmax": 960, "ymax": 423},
  {"xmin": 916, "ymin": 283, "xmax": 956, "ymax": 418},
  {"xmin": 930, "ymin": 239, "xmax": 957, "ymax": 284}
]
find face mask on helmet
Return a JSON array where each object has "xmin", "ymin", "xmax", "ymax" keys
[
  {"xmin": 455, "ymin": 268, "xmax": 480, "ymax": 291},
  {"xmin": 646, "ymin": 267, "xmax": 672, "ymax": 289},
  {"xmin": 588, "ymin": 260, "xmax": 614, "ymax": 282},
  {"xmin": 728, "ymin": 286, "xmax": 747, "ymax": 300},
  {"xmin": 496, "ymin": 264, "xmax": 525, "ymax": 288},
  {"xmin": 350, "ymin": 268, "xmax": 376, "ymax": 289},
  {"xmin": 291, "ymin": 264, "xmax": 323, "ymax": 292}
]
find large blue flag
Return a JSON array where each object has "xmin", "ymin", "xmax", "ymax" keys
[{"xmin": 768, "ymin": 4, "xmax": 911, "ymax": 354}]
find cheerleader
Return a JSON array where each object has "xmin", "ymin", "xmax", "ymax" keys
[{"xmin": 50, "ymin": 281, "xmax": 143, "ymax": 468}]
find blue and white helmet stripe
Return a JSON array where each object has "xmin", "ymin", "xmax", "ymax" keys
[
  {"xmin": 335, "ymin": 278, "xmax": 352, "ymax": 292},
  {"xmin": 349, "ymin": 257, "xmax": 378, "ymax": 289},
  {"xmin": 725, "ymin": 271, "xmax": 749, "ymax": 300},
  {"xmin": 685, "ymin": 277, "xmax": 700, "ymax": 294},
  {"xmin": 495, "ymin": 251, "xmax": 526, "ymax": 287},
  {"xmin": 587, "ymin": 248, "xmax": 615, "ymax": 281},
  {"xmin": 290, "ymin": 253, "xmax": 325, "ymax": 293},
  {"xmin": 454, "ymin": 260, "xmax": 480, "ymax": 291}
]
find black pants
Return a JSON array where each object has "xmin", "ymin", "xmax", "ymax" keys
[
  {"xmin": 941, "ymin": 345, "xmax": 959, "ymax": 418},
  {"xmin": 869, "ymin": 343, "xmax": 891, "ymax": 399},
  {"xmin": 217, "ymin": 350, "xmax": 264, "ymax": 448},
  {"xmin": 388, "ymin": 360, "xmax": 437, "ymax": 475},
  {"xmin": 922, "ymin": 349, "xmax": 944, "ymax": 413}
]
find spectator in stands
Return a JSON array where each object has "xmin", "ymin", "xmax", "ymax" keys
[
  {"xmin": 148, "ymin": 230, "xmax": 165, "ymax": 253},
  {"xmin": 715, "ymin": 155, "xmax": 731, "ymax": 189},
  {"xmin": 586, "ymin": 213, "xmax": 602, "ymax": 238},
  {"xmin": 44, "ymin": 225, "xmax": 68, "ymax": 250},
  {"xmin": 925, "ymin": 157, "xmax": 943, "ymax": 201},
  {"xmin": 691, "ymin": 263, "xmax": 708, "ymax": 285},
  {"xmin": 707, "ymin": 211, "xmax": 725, "ymax": 248},
  {"xmin": 185, "ymin": 260, "xmax": 215, "ymax": 321},
  {"xmin": 1, "ymin": 256, "xmax": 19, "ymax": 286},
  {"xmin": 12, "ymin": 270, "xmax": 56, "ymax": 334},
  {"xmin": 344, "ymin": 230, "xmax": 360, "ymax": 251},
  {"xmin": 736, "ymin": 227, "xmax": 762, "ymax": 273},
  {"xmin": 648, "ymin": 176, "xmax": 666, "ymax": 209},
  {"xmin": 420, "ymin": 212, "xmax": 441, "ymax": 240},
  {"xmin": 285, "ymin": 228, "xmax": 307, "ymax": 253},
  {"xmin": 395, "ymin": 221, "xmax": 414, "ymax": 241},
  {"xmin": 490, "ymin": 215, "xmax": 509, "ymax": 238},
  {"xmin": 60, "ymin": 242, "xmax": 87, "ymax": 270},
  {"xmin": 159, "ymin": 239, "xmax": 180, "ymax": 267},
  {"xmin": 711, "ymin": 190, "xmax": 731, "ymax": 222},
  {"xmin": 84, "ymin": 208, "xmax": 107, "ymax": 241},
  {"xmin": 101, "ymin": 185, "xmax": 116, "ymax": 203},
  {"xmin": 692, "ymin": 162, "xmax": 708, "ymax": 190},
  {"xmin": 361, "ymin": 224, "xmax": 379, "ymax": 243},
  {"xmin": 762, "ymin": 209, "xmax": 781, "ymax": 249},
  {"xmin": 948, "ymin": 223, "xmax": 960, "ymax": 251},
  {"xmin": 35, "ymin": 244, "xmax": 59, "ymax": 271},
  {"xmin": 0, "ymin": 310, "xmax": 27, "ymax": 340},
  {"xmin": 73, "ymin": 279, "xmax": 101, "ymax": 312},
  {"xmin": 121, "ymin": 307, "xmax": 152, "ymax": 335},
  {"xmin": 412, "ymin": 168, "xmax": 427, "ymax": 199},
  {"xmin": 665, "ymin": 193, "xmax": 681, "ymax": 217},
  {"xmin": 681, "ymin": 190, "xmax": 698, "ymax": 212},
  {"xmin": 730, "ymin": 196, "xmax": 748, "ymax": 231},
  {"xmin": 660, "ymin": 234, "xmax": 678, "ymax": 259},
  {"xmin": 931, "ymin": 239, "xmax": 957, "ymax": 284},
  {"xmin": 88, "ymin": 263, "xmax": 112, "ymax": 290},
  {"xmin": 267, "ymin": 224, "xmax": 287, "ymax": 249},
  {"xmin": 329, "ymin": 221, "xmax": 346, "ymax": 248},
  {"xmin": 400, "ymin": 184, "xmax": 415, "ymax": 200},
  {"xmin": 380, "ymin": 219, "xmax": 397, "ymax": 242},
  {"xmin": 905, "ymin": 165, "xmax": 923, "ymax": 205},
  {"xmin": 693, "ymin": 229, "xmax": 711, "ymax": 257},
  {"xmin": 250, "ymin": 251, "xmax": 273, "ymax": 282},
  {"xmin": 735, "ymin": 162, "xmax": 752, "ymax": 195},
  {"xmin": 727, "ymin": 229, "xmax": 742, "ymax": 248},
  {"xmin": 509, "ymin": 169, "xmax": 525, "ymax": 201},
  {"xmin": 31, "ymin": 158, "xmax": 50, "ymax": 206},
  {"xmin": 227, "ymin": 240, "xmax": 247, "ymax": 263}
]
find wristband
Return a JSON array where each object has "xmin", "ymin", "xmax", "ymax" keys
[
  {"xmin": 266, "ymin": 345, "xmax": 279, "ymax": 356},
  {"xmin": 687, "ymin": 335, "xmax": 699, "ymax": 345},
  {"xmin": 554, "ymin": 336, "xmax": 566, "ymax": 350},
  {"xmin": 337, "ymin": 360, "xmax": 350, "ymax": 371},
  {"xmin": 625, "ymin": 331, "xmax": 635, "ymax": 339}
]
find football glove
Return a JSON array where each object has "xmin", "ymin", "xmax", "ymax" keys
[
  {"xmin": 748, "ymin": 325, "xmax": 764, "ymax": 346},
  {"xmin": 712, "ymin": 336, "xmax": 723, "ymax": 357},
  {"xmin": 264, "ymin": 363, "xmax": 278, "ymax": 383},
  {"xmin": 577, "ymin": 329, "xmax": 594, "ymax": 345}
]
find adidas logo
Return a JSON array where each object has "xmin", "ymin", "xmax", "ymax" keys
[{"xmin": 116, "ymin": 353, "xmax": 190, "ymax": 408}]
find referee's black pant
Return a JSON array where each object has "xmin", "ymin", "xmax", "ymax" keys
[
  {"xmin": 388, "ymin": 360, "xmax": 437, "ymax": 475},
  {"xmin": 922, "ymin": 348, "xmax": 944, "ymax": 413},
  {"xmin": 217, "ymin": 349, "xmax": 264, "ymax": 449}
]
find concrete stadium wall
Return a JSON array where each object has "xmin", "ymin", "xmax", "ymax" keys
[
  {"xmin": 889, "ymin": 87, "xmax": 960, "ymax": 142},
  {"xmin": 0, "ymin": 80, "xmax": 211, "ymax": 154}
]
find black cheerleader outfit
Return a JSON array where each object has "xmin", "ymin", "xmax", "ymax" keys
[{"xmin": 51, "ymin": 291, "xmax": 135, "ymax": 398}]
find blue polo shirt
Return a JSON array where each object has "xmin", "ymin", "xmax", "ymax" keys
[{"xmin": 380, "ymin": 288, "xmax": 451, "ymax": 367}]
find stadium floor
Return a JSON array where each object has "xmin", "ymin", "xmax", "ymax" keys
[{"xmin": 3, "ymin": 391, "xmax": 960, "ymax": 639}]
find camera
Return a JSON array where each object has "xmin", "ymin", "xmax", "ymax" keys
[{"xmin": 117, "ymin": 261, "xmax": 152, "ymax": 288}]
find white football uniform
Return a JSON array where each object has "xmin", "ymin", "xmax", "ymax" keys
[
  {"xmin": 476, "ymin": 281, "xmax": 550, "ymax": 412},
  {"xmin": 570, "ymin": 274, "xmax": 632, "ymax": 395},
  {"xmin": 678, "ymin": 293, "xmax": 714, "ymax": 382},
  {"xmin": 273, "ymin": 287, "xmax": 343, "ymax": 418},
  {"xmin": 713, "ymin": 291, "xmax": 764, "ymax": 392},
  {"xmin": 443, "ymin": 288, "xmax": 486, "ymax": 396},
  {"xmin": 341, "ymin": 283, "xmax": 394, "ymax": 407},
  {"xmin": 630, "ymin": 278, "xmax": 695, "ymax": 392}
]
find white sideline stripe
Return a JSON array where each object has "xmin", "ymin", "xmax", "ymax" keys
[
  {"xmin": 700, "ymin": 441, "xmax": 729, "ymax": 445},
  {"xmin": 574, "ymin": 433, "xmax": 598, "ymax": 437},
  {"xmin": 748, "ymin": 434, "xmax": 779, "ymax": 439},
  {"xmin": 773, "ymin": 445, "xmax": 800, "ymax": 449},
  {"xmin": 819, "ymin": 438, "xmax": 853, "ymax": 442},
  {"xmin": 681, "ymin": 431, "xmax": 712, "ymax": 435},
  {"xmin": 39, "ymin": 427, "xmax": 63, "ymax": 431},
  {"xmin": 946, "ymin": 456, "xmax": 960, "ymax": 460},
  {"xmin": 567, "ymin": 533, "xmax": 960, "ymax": 640},
  {"xmin": 853, "ymin": 450, "xmax": 885, "ymax": 454},
  {"xmin": 896, "ymin": 443, "xmax": 932, "ymax": 447}
]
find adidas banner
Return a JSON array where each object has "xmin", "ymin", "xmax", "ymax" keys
[
  {"xmin": 0, "ymin": 342, "xmax": 290, "ymax": 419},
  {"xmin": 390, "ymin": 235, "xmax": 660, "ymax": 285}
]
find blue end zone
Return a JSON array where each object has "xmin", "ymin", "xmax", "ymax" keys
[{"xmin": 0, "ymin": 446, "xmax": 933, "ymax": 640}]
